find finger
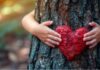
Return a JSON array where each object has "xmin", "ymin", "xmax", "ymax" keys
[
  {"xmin": 83, "ymin": 34, "xmax": 96, "ymax": 41},
  {"xmin": 89, "ymin": 22, "xmax": 99, "ymax": 27},
  {"xmin": 45, "ymin": 42, "xmax": 55, "ymax": 48},
  {"xmin": 41, "ymin": 21, "xmax": 53, "ymax": 26},
  {"xmin": 89, "ymin": 42, "xmax": 97, "ymax": 49},
  {"xmin": 49, "ymin": 30, "xmax": 61, "ymax": 38},
  {"xmin": 48, "ymin": 35, "xmax": 62, "ymax": 42},
  {"xmin": 86, "ymin": 39, "xmax": 97, "ymax": 45},
  {"xmin": 46, "ymin": 39, "xmax": 60, "ymax": 45},
  {"xmin": 84, "ymin": 30, "xmax": 96, "ymax": 37}
]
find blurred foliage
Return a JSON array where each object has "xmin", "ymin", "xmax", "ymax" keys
[
  {"xmin": 0, "ymin": 0, "xmax": 36, "ymax": 48},
  {"xmin": 0, "ymin": 16, "xmax": 29, "ymax": 38}
]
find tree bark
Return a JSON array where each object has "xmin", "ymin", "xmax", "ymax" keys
[{"xmin": 29, "ymin": 0, "xmax": 100, "ymax": 70}]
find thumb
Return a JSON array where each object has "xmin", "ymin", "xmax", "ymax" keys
[
  {"xmin": 89, "ymin": 22, "xmax": 99, "ymax": 28},
  {"xmin": 41, "ymin": 21, "xmax": 53, "ymax": 26}
]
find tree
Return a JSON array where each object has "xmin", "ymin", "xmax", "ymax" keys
[{"xmin": 29, "ymin": 0, "xmax": 100, "ymax": 69}]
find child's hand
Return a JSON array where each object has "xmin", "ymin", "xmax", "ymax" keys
[
  {"xmin": 33, "ymin": 21, "xmax": 62, "ymax": 48},
  {"xmin": 83, "ymin": 22, "xmax": 100, "ymax": 49}
]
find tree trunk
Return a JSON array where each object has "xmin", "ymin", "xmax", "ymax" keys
[{"xmin": 29, "ymin": 0, "xmax": 100, "ymax": 70}]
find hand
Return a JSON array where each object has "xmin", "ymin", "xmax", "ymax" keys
[
  {"xmin": 33, "ymin": 21, "xmax": 62, "ymax": 48},
  {"xmin": 83, "ymin": 22, "xmax": 100, "ymax": 49}
]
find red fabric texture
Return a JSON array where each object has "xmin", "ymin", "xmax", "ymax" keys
[{"xmin": 56, "ymin": 25, "xmax": 89, "ymax": 61}]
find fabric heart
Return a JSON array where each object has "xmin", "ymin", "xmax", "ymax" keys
[{"xmin": 55, "ymin": 25, "xmax": 89, "ymax": 61}]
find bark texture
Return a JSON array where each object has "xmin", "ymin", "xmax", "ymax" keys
[{"xmin": 29, "ymin": 0, "xmax": 100, "ymax": 70}]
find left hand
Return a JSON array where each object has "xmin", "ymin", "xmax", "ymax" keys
[{"xmin": 83, "ymin": 22, "xmax": 100, "ymax": 49}]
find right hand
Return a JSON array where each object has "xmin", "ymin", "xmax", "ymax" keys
[{"xmin": 33, "ymin": 21, "xmax": 62, "ymax": 47}]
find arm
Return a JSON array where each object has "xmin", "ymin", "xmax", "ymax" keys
[
  {"xmin": 22, "ymin": 10, "xmax": 39, "ymax": 35},
  {"xmin": 21, "ymin": 10, "xmax": 62, "ymax": 47}
]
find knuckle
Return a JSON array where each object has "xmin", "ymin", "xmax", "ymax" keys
[
  {"xmin": 44, "ymin": 38, "xmax": 48, "ymax": 42},
  {"xmin": 46, "ymin": 39, "xmax": 49, "ymax": 42},
  {"xmin": 54, "ymin": 36, "xmax": 59, "ymax": 40},
  {"xmin": 45, "ymin": 31, "xmax": 49, "ymax": 34},
  {"xmin": 92, "ymin": 35, "xmax": 96, "ymax": 38},
  {"xmin": 49, "ymin": 30, "xmax": 54, "ymax": 33},
  {"xmin": 94, "ymin": 34, "xmax": 97, "ymax": 37},
  {"xmin": 47, "ymin": 31, "xmax": 50, "ymax": 34},
  {"xmin": 47, "ymin": 35, "xmax": 50, "ymax": 38}
]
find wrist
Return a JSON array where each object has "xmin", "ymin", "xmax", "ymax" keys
[{"xmin": 32, "ymin": 24, "xmax": 40, "ymax": 36}]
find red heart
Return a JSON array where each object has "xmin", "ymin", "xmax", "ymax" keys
[{"xmin": 56, "ymin": 25, "xmax": 89, "ymax": 61}]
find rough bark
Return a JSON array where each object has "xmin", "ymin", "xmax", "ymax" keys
[{"xmin": 29, "ymin": 0, "xmax": 100, "ymax": 70}]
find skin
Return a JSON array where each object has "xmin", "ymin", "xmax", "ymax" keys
[
  {"xmin": 22, "ymin": 10, "xmax": 62, "ymax": 48},
  {"xmin": 22, "ymin": 10, "xmax": 100, "ymax": 49},
  {"xmin": 83, "ymin": 22, "xmax": 100, "ymax": 49}
]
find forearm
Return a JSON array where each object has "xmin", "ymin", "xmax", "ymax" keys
[
  {"xmin": 21, "ymin": 10, "xmax": 39, "ymax": 35},
  {"xmin": 22, "ymin": 10, "xmax": 62, "ymax": 47}
]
